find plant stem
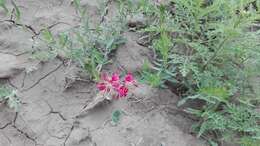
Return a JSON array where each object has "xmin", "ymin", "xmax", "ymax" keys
[{"xmin": 202, "ymin": 38, "xmax": 228, "ymax": 71}]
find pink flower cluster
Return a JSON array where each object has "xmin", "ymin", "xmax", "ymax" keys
[{"xmin": 97, "ymin": 72, "xmax": 136, "ymax": 99}]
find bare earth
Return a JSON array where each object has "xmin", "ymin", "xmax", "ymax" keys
[{"xmin": 0, "ymin": 0, "xmax": 207, "ymax": 146}]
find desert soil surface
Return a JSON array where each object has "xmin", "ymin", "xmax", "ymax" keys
[{"xmin": 0, "ymin": 0, "xmax": 207, "ymax": 146}]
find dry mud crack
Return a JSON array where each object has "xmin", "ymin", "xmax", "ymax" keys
[{"xmin": 0, "ymin": 0, "xmax": 207, "ymax": 146}]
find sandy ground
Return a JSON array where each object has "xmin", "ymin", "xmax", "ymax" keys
[{"xmin": 0, "ymin": 0, "xmax": 207, "ymax": 146}]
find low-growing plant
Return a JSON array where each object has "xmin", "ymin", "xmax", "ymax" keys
[
  {"xmin": 124, "ymin": 0, "xmax": 260, "ymax": 145},
  {"xmin": 32, "ymin": 0, "xmax": 127, "ymax": 80},
  {"xmin": 0, "ymin": 86, "xmax": 20, "ymax": 111},
  {"xmin": 0, "ymin": 0, "xmax": 8, "ymax": 13},
  {"xmin": 240, "ymin": 137, "xmax": 260, "ymax": 146},
  {"xmin": 140, "ymin": 59, "xmax": 170, "ymax": 88},
  {"xmin": 0, "ymin": 0, "xmax": 21, "ymax": 21},
  {"xmin": 111, "ymin": 109, "xmax": 122, "ymax": 125}
]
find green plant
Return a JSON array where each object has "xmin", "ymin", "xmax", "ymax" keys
[
  {"xmin": 140, "ymin": 60, "xmax": 168, "ymax": 87},
  {"xmin": 0, "ymin": 0, "xmax": 21, "ymax": 21},
  {"xmin": 240, "ymin": 137, "xmax": 260, "ymax": 146},
  {"xmin": 11, "ymin": 0, "xmax": 20, "ymax": 21},
  {"xmin": 0, "ymin": 86, "xmax": 20, "ymax": 111},
  {"xmin": 0, "ymin": 0, "xmax": 8, "ymax": 13},
  {"xmin": 111, "ymin": 110, "xmax": 122, "ymax": 125},
  {"xmin": 128, "ymin": 0, "xmax": 260, "ymax": 144},
  {"xmin": 181, "ymin": 100, "xmax": 260, "ymax": 139},
  {"xmin": 33, "ymin": 0, "xmax": 127, "ymax": 80}
]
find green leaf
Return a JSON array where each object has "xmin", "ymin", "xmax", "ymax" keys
[
  {"xmin": 42, "ymin": 29, "xmax": 54, "ymax": 43},
  {"xmin": 31, "ymin": 51, "xmax": 56, "ymax": 62},
  {"xmin": 0, "ymin": 86, "xmax": 20, "ymax": 111},
  {"xmin": 178, "ymin": 95, "xmax": 200, "ymax": 106},
  {"xmin": 76, "ymin": 32, "xmax": 87, "ymax": 47},
  {"xmin": 199, "ymin": 87, "xmax": 229, "ymax": 102},
  {"xmin": 73, "ymin": 0, "xmax": 81, "ymax": 10},
  {"xmin": 58, "ymin": 33, "xmax": 68, "ymax": 47},
  {"xmin": 184, "ymin": 108, "xmax": 202, "ymax": 117},
  {"xmin": 0, "ymin": 0, "xmax": 8, "ymax": 13},
  {"xmin": 11, "ymin": 0, "xmax": 21, "ymax": 21},
  {"xmin": 154, "ymin": 32, "xmax": 171, "ymax": 64},
  {"xmin": 5, "ymin": 90, "xmax": 20, "ymax": 111},
  {"xmin": 142, "ymin": 71, "xmax": 162, "ymax": 87},
  {"xmin": 208, "ymin": 140, "xmax": 218, "ymax": 146},
  {"xmin": 112, "ymin": 110, "xmax": 122, "ymax": 124},
  {"xmin": 0, "ymin": 86, "xmax": 12, "ymax": 100}
]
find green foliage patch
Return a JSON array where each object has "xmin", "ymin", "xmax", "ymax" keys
[
  {"xmin": 33, "ymin": 0, "xmax": 127, "ymax": 80},
  {"xmin": 0, "ymin": 86, "xmax": 20, "ymax": 111},
  {"xmin": 124, "ymin": 0, "xmax": 260, "ymax": 145}
]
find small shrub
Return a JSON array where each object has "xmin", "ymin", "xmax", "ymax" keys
[
  {"xmin": 33, "ymin": 0, "xmax": 127, "ymax": 80},
  {"xmin": 0, "ymin": 86, "xmax": 20, "ymax": 111}
]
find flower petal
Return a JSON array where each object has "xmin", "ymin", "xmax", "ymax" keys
[
  {"xmin": 111, "ymin": 73, "xmax": 120, "ymax": 82},
  {"xmin": 101, "ymin": 73, "xmax": 110, "ymax": 81},
  {"xmin": 124, "ymin": 73, "xmax": 134, "ymax": 82},
  {"xmin": 111, "ymin": 82, "xmax": 120, "ymax": 89},
  {"xmin": 117, "ymin": 86, "xmax": 128, "ymax": 97},
  {"xmin": 97, "ymin": 82, "xmax": 106, "ymax": 91}
]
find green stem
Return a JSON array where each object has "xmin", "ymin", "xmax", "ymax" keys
[{"xmin": 202, "ymin": 38, "xmax": 228, "ymax": 71}]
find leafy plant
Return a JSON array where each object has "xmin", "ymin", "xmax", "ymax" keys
[
  {"xmin": 0, "ymin": 0, "xmax": 8, "ymax": 13},
  {"xmin": 127, "ymin": 0, "xmax": 260, "ymax": 144},
  {"xmin": 111, "ymin": 110, "xmax": 122, "ymax": 125},
  {"xmin": 240, "ymin": 137, "xmax": 260, "ymax": 146},
  {"xmin": 0, "ymin": 0, "xmax": 21, "ymax": 21},
  {"xmin": 11, "ymin": 0, "xmax": 20, "ymax": 21},
  {"xmin": 0, "ymin": 86, "xmax": 20, "ymax": 111},
  {"xmin": 33, "ymin": 0, "xmax": 127, "ymax": 80}
]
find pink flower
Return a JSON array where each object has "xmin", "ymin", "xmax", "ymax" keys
[
  {"xmin": 97, "ymin": 82, "xmax": 106, "ymax": 91},
  {"xmin": 124, "ymin": 73, "xmax": 137, "ymax": 86},
  {"xmin": 97, "ymin": 72, "xmax": 137, "ymax": 99},
  {"xmin": 124, "ymin": 73, "xmax": 134, "ymax": 82},
  {"xmin": 111, "ymin": 73, "xmax": 120, "ymax": 82},
  {"xmin": 111, "ymin": 82, "xmax": 120, "ymax": 89},
  {"xmin": 117, "ymin": 86, "xmax": 128, "ymax": 97},
  {"xmin": 101, "ymin": 73, "xmax": 109, "ymax": 81}
]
